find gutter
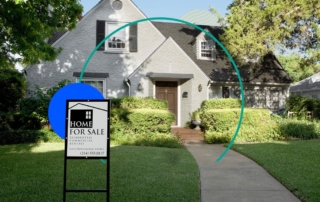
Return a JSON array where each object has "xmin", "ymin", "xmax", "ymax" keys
[
  {"xmin": 124, "ymin": 79, "xmax": 131, "ymax": 96},
  {"xmin": 209, "ymin": 81, "xmax": 291, "ymax": 87},
  {"xmin": 207, "ymin": 80, "xmax": 213, "ymax": 100}
]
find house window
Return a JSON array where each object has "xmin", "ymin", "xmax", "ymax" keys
[
  {"xmin": 107, "ymin": 23, "xmax": 127, "ymax": 50},
  {"xmin": 76, "ymin": 78, "xmax": 107, "ymax": 98},
  {"xmin": 199, "ymin": 39, "xmax": 215, "ymax": 60},
  {"xmin": 222, "ymin": 86, "xmax": 229, "ymax": 98},
  {"xmin": 96, "ymin": 20, "xmax": 137, "ymax": 52}
]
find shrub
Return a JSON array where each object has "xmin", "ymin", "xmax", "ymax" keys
[
  {"xmin": 0, "ymin": 68, "xmax": 26, "ymax": 112},
  {"xmin": 115, "ymin": 96, "xmax": 168, "ymax": 110},
  {"xmin": 200, "ymin": 98, "xmax": 241, "ymax": 110},
  {"xmin": 202, "ymin": 108, "xmax": 281, "ymax": 143},
  {"xmin": 25, "ymin": 79, "xmax": 70, "ymax": 122},
  {"xmin": 0, "ymin": 111, "xmax": 14, "ymax": 131},
  {"xmin": 109, "ymin": 96, "xmax": 178, "ymax": 148},
  {"xmin": 204, "ymin": 132, "xmax": 231, "ymax": 144},
  {"xmin": 111, "ymin": 132, "xmax": 182, "ymax": 148},
  {"xmin": 110, "ymin": 108, "xmax": 132, "ymax": 133},
  {"xmin": 128, "ymin": 109, "xmax": 174, "ymax": 133},
  {"xmin": 286, "ymin": 94, "xmax": 320, "ymax": 119},
  {"xmin": 273, "ymin": 118, "xmax": 320, "ymax": 139},
  {"xmin": 110, "ymin": 98, "xmax": 122, "ymax": 108},
  {"xmin": 0, "ymin": 128, "xmax": 63, "ymax": 145},
  {"xmin": 0, "ymin": 111, "xmax": 41, "ymax": 131},
  {"xmin": 110, "ymin": 108, "xmax": 174, "ymax": 134}
]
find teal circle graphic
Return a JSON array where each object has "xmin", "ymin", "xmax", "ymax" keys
[{"xmin": 80, "ymin": 17, "xmax": 244, "ymax": 163}]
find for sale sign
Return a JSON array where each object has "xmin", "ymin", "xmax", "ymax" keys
[{"xmin": 65, "ymin": 100, "xmax": 109, "ymax": 158}]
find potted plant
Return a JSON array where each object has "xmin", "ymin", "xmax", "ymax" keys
[{"xmin": 189, "ymin": 110, "xmax": 201, "ymax": 130}]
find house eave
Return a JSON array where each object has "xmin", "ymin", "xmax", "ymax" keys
[{"xmin": 210, "ymin": 81, "xmax": 291, "ymax": 87}]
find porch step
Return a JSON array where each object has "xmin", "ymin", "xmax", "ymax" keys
[{"xmin": 171, "ymin": 127, "xmax": 204, "ymax": 141}]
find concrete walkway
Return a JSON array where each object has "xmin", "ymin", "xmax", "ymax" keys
[{"xmin": 184, "ymin": 140, "xmax": 301, "ymax": 202}]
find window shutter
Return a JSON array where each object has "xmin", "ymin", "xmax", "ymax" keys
[
  {"xmin": 96, "ymin": 20, "xmax": 105, "ymax": 51},
  {"xmin": 129, "ymin": 24, "xmax": 138, "ymax": 52}
]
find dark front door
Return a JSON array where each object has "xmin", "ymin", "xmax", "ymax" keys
[{"xmin": 156, "ymin": 81, "xmax": 178, "ymax": 125}]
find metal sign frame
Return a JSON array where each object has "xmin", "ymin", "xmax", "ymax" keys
[{"xmin": 63, "ymin": 99, "xmax": 110, "ymax": 202}]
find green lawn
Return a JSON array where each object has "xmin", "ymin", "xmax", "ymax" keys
[
  {"xmin": 0, "ymin": 143, "xmax": 200, "ymax": 202},
  {"xmin": 231, "ymin": 140, "xmax": 320, "ymax": 202}
]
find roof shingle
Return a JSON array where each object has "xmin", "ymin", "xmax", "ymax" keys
[{"xmin": 152, "ymin": 21, "xmax": 292, "ymax": 84}]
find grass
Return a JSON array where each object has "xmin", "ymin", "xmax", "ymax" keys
[
  {"xmin": 231, "ymin": 140, "xmax": 320, "ymax": 202},
  {"xmin": 0, "ymin": 143, "xmax": 200, "ymax": 202}
]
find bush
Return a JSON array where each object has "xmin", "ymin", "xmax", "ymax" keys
[
  {"xmin": 202, "ymin": 108, "xmax": 281, "ymax": 143},
  {"xmin": 0, "ymin": 111, "xmax": 41, "ymax": 131},
  {"xmin": 0, "ymin": 68, "xmax": 26, "ymax": 112},
  {"xmin": 110, "ymin": 108, "xmax": 132, "ymax": 133},
  {"xmin": 110, "ymin": 108, "xmax": 174, "ymax": 134},
  {"xmin": 110, "ymin": 98, "xmax": 122, "ymax": 108},
  {"xmin": 273, "ymin": 118, "xmax": 320, "ymax": 139},
  {"xmin": 204, "ymin": 132, "xmax": 231, "ymax": 144},
  {"xmin": 128, "ymin": 109, "xmax": 174, "ymax": 133},
  {"xmin": 113, "ymin": 96, "xmax": 168, "ymax": 110},
  {"xmin": 25, "ymin": 79, "xmax": 70, "ymax": 122},
  {"xmin": 200, "ymin": 98, "xmax": 241, "ymax": 110},
  {"xmin": 109, "ymin": 96, "xmax": 179, "ymax": 148},
  {"xmin": 0, "ymin": 128, "xmax": 63, "ymax": 145},
  {"xmin": 286, "ymin": 94, "xmax": 320, "ymax": 119},
  {"xmin": 111, "ymin": 132, "xmax": 182, "ymax": 148}
]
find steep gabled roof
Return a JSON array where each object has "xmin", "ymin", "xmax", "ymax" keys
[
  {"xmin": 48, "ymin": 30, "xmax": 68, "ymax": 45},
  {"xmin": 152, "ymin": 21, "xmax": 292, "ymax": 84}
]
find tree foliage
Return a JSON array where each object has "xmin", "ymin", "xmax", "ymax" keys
[
  {"xmin": 212, "ymin": 0, "xmax": 320, "ymax": 65},
  {"xmin": 277, "ymin": 53, "xmax": 320, "ymax": 82},
  {"xmin": 0, "ymin": 0, "xmax": 83, "ymax": 67},
  {"xmin": 0, "ymin": 68, "xmax": 26, "ymax": 112}
]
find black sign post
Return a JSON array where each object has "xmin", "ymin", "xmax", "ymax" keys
[{"xmin": 63, "ymin": 100, "xmax": 110, "ymax": 202}]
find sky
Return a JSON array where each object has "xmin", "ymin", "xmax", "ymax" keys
[{"xmin": 81, "ymin": 0, "xmax": 233, "ymax": 25}]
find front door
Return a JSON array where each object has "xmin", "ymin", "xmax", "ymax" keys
[{"xmin": 156, "ymin": 81, "xmax": 178, "ymax": 125}]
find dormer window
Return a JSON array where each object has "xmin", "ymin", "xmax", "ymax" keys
[{"xmin": 198, "ymin": 39, "xmax": 215, "ymax": 60}]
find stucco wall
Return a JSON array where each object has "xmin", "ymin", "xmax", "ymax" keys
[{"xmin": 26, "ymin": 0, "xmax": 165, "ymax": 98}]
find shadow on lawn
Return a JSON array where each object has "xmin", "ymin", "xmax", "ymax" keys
[
  {"xmin": 0, "ymin": 144, "xmax": 199, "ymax": 202},
  {"xmin": 0, "ymin": 142, "xmax": 43, "ymax": 154}
]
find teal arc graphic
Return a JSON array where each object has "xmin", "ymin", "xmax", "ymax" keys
[{"xmin": 78, "ymin": 17, "xmax": 245, "ymax": 163}]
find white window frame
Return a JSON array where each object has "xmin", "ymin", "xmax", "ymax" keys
[
  {"xmin": 198, "ymin": 39, "xmax": 215, "ymax": 60},
  {"xmin": 105, "ymin": 22, "xmax": 129, "ymax": 53},
  {"xmin": 75, "ymin": 78, "xmax": 107, "ymax": 98}
]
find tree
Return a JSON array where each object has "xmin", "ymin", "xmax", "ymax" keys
[
  {"xmin": 277, "ymin": 53, "xmax": 320, "ymax": 83},
  {"xmin": 0, "ymin": 68, "xmax": 26, "ymax": 112},
  {"xmin": 211, "ymin": 0, "xmax": 320, "ymax": 66},
  {"xmin": 0, "ymin": 0, "xmax": 83, "ymax": 67}
]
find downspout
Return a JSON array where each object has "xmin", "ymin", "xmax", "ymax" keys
[
  {"xmin": 125, "ymin": 78, "xmax": 131, "ymax": 96},
  {"xmin": 207, "ymin": 80, "xmax": 213, "ymax": 100}
]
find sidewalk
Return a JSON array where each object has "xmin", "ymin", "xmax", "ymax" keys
[{"xmin": 184, "ymin": 140, "xmax": 301, "ymax": 202}]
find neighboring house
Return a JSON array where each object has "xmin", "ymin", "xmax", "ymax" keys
[
  {"xmin": 26, "ymin": 0, "xmax": 292, "ymax": 127},
  {"xmin": 289, "ymin": 72, "xmax": 320, "ymax": 99}
]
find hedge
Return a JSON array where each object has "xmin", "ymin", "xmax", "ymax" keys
[
  {"xmin": 200, "ymin": 98, "xmax": 241, "ymax": 110},
  {"xmin": 111, "ymin": 96, "xmax": 168, "ymax": 110},
  {"xmin": 110, "ymin": 108, "xmax": 174, "ymax": 134},
  {"xmin": 272, "ymin": 116, "xmax": 320, "ymax": 139},
  {"xmin": 202, "ymin": 108, "xmax": 281, "ymax": 143}
]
